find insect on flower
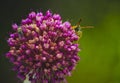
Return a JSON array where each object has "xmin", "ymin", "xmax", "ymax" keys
[
  {"xmin": 6, "ymin": 10, "xmax": 80, "ymax": 83},
  {"xmin": 72, "ymin": 19, "xmax": 94, "ymax": 39}
]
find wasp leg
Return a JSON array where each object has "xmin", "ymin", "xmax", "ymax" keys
[{"xmin": 77, "ymin": 31, "xmax": 82, "ymax": 39}]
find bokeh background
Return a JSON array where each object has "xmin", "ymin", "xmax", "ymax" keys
[{"xmin": 0, "ymin": 0, "xmax": 120, "ymax": 83}]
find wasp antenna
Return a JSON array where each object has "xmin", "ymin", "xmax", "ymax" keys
[
  {"xmin": 66, "ymin": 19, "xmax": 73, "ymax": 23},
  {"xmin": 76, "ymin": 18, "xmax": 82, "ymax": 26},
  {"xmin": 79, "ymin": 18, "xmax": 82, "ymax": 23}
]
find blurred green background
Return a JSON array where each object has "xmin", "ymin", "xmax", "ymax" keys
[{"xmin": 0, "ymin": 0, "xmax": 120, "ymax": 83}]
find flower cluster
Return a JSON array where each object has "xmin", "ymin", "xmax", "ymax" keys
[{"xmin": 6, "ymin": 10, "xmax": 80, "ymax": 83}]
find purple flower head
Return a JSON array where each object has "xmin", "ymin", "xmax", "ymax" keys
[{"xmin": 6, "ymin": 10, "xmax": 80, "ymax": 83}]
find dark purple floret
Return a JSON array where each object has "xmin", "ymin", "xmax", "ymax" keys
[{"xmin": 6, "ymin": 10, "xmax": 80, "ymax": 83}]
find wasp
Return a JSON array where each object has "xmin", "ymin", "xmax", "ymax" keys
[{"xmin": 72, "ymin": 19, "xmax": 94, "ymax": 39}]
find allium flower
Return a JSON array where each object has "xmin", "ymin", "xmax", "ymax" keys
[{"xmin": 6, "ymin": 10, "xmax": 80, "ymax": 83}]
